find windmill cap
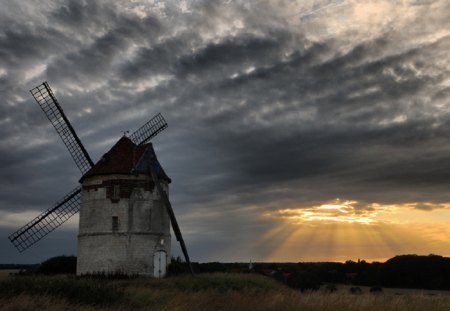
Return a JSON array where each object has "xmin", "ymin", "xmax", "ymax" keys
[{"xmin": 79, "ymin": 136, "xmax": 171, "ymax": 183}]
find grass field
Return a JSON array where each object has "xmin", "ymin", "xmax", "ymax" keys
[{"xmin": 0, "ymin": 272, "xmax": 449, "ymax": 311}]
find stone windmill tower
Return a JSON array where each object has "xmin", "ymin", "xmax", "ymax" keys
[
  {"xmin": 8, "ymin": 82, "xmax": 193, "ymax": 277},
  {"xmin": 77, "ymin": 137, "xmax": 172, "ymax": 276}
]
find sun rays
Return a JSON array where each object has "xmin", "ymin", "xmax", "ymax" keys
[
  {"xmin": 255, "ymin": 199, "xmax": 450, "ymax": 262},
  {"xmin": 263, "ymin": 199, "xmax": 380, "ymax": 224}
]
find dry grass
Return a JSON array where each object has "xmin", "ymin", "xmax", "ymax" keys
[
  {"xmin": 0, "ymin": 294, "xmax": 130, "ymax": 311},
  {"xmin": 1, "ymin": 273, "xmax": 450, "ymax": 311},
  {"xmin": 124, "ymin": 285, "xmax": 450, "ymax": 311}
]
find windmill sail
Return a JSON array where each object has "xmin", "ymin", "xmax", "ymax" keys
[
  {"xmin": 129, "ymin": 113, "xmax": 168, "ymax": 146},
  {"xmin": 8, "ymin": 187, "xmax": 81, "ymax": 252},
  {"xmin": 150, "ymin": 169, "xmax": 194, "ymax": 274},
  {"xmin": 138, "ymin": 146, "xmax": 193, "ymax": 274},
  {"xmin": 30, "ymin": 82, "xmax": 94, "ymax": 174}
]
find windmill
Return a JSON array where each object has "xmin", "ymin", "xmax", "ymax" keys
[{"xmin": 8, "ymin": 82, "xmax": 193, "ymax": 276}]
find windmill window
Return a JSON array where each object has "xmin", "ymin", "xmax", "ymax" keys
[
  {"xmin": 112, "ymin": 185, "xmax": 120, "ymax": 201},
  {"xmin": 112, "ymin": 216, "xmax": 119, "ymax": 232}
]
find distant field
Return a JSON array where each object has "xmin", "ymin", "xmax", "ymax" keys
[
  {"xmin": 0, "ymin": 270, "xmax": 19, "ymax": 281},
  {"xmin": 0, "ymin": 273, "xmax": 449, "ymax": 311}
]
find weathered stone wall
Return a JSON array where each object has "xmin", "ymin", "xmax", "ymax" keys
[{"xmin": 77, "ymin": 174, "xmax": 171, "ymax": 276}]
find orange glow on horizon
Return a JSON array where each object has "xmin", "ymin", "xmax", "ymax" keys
[{"xmin": 255, "ymin": 199, "xmax": 450, "ymax": 262}]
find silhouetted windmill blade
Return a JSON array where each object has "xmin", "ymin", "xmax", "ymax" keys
[
  {"xmin": 8, "ymin": 187, "xmax": 81, "ymax": 252},
  {"xmin": 30, "ymin": 82, "xmax": 94, "ymax": 174},
  {"xmin": 129, "ymin": 112, "xmax": 168, "ymax": 146},
  {"xmin": 149, "ymin": 165, "xmax": 194, "ymax": 275}
]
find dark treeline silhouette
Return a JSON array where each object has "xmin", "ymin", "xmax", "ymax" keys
[
  {"xmin": 3, "ymin": 254, "xmax": 449, "ymax": 291},
  {"xmin": 35, "ymin": 255, "xmax": 77, "ymax": 275},
  {"xmin": 0, "ymin": 264, "xmax": 38, "ymax": 270},
  {"xmin": 0, "ymin": 256, "xmax": 75, "ymax": 275},
  {"xmin": 315, "ymin": 254, "xmax": 450, "ymax": 290},
  {"xmin": 170, "ymin": 254, "xmax": 450, "ymax": 291}
]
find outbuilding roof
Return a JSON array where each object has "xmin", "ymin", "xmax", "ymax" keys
[{"xmin": 79, "ymin": 136, "xmax": 171, "ymax": 183}]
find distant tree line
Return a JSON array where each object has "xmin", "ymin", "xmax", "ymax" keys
[
  {"xmin": 0, "ymin": 264, "xmax": 38, "ymax": 270},
  {"xmin": 5, "ymin": 254, "xmax": 450, "ymax": 291},
  {"xmin": 169, "ymin": 254, "xmax": 450, "ymax": 291},
  {"xmin": 1, "ymin": 256, "xmax": 77, "ymax": 275},
  {"xmin": 296, "ymin": 254, "xmax": 450, "ymax": 290}
]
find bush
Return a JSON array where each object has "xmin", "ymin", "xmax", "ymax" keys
[
  {"xmin": 36, "ymin": 255, "xmax": 77, "ymax": 275},
  {"xmin": 349, "ymin": 286, "xmax": 362, "ymax": 294},
  {"xmin": 324, "ymin": 284, "xmax": 338, "ymax": 293},
  {"xmin": 370, "ymin": 286, "xmax": 383, "ymax": 293},
  {"xmin": 286, "ymin": 268, "xmax": 321, "ymax": 292},
  {"xmin": 168, "ymin": 256, "xmax": 191, "ymax": 275}
]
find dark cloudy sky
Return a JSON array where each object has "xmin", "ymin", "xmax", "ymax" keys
[{"xmin": 1, "ymin": 0, "xmax": 450, "ymax": 264}]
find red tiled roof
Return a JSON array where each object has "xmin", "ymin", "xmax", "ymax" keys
[{"xmin": 79, "ymin": 136, "xmax": 170, "ymax": 183}]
